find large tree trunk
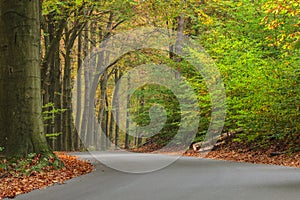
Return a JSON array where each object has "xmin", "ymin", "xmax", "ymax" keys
[{"xmin": 0, "ymin": 0, "xmax": 50, "ymax": 158}]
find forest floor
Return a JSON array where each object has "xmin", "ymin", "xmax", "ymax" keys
[
  {"xmin": 0, "ymin": 152, "xmax": 94, "ymax": 199},
  {"xmin": 133, "ymin": 139, "xmax": 300, "ymax": 168},
  {"xmin": 188, "ymin": 142, "xmax": 300, "ymax": 168}
]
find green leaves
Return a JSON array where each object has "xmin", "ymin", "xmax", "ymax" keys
[
  {"xmin": 42, "ymin": 0, "xmax": 65, "ymax": 15},
  {"xmin": 189, "ymin": 0, "xmax": 300, "ymax": 150},
  {"xmin": 42, "ymin": 102, "xmax": 66, "ymax": 139},
  {"xmin": 75, "ymin": 0, "xmax": 83, "ymax": 6}
]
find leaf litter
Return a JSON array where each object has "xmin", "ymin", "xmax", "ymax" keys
[{"xmin": 0, "ymin": 152, "xmax": 94, "ymax": 199}]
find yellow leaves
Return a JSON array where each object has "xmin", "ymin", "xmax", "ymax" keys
[
  {"xmin": 262, "ymin": 0, "xmax": 300, "ymax": 50},
  {"xmin": 293, "ymin": 23, "xmax": 300, "ymax": 27},
  {"xmin": 203, "ymin": 18, "xmax": 213, "ymax": 25},
  {"xmin": 262, "ymin": 15, "xmax": 268, "ymax": 23},
  {"xmin": 266, "ymin": 20, "xmax": 284, "ymax": 30},
  {"xmin": 197, "ymin": 9, "xmax": 213, "ymax": 25},
  {"xmin": 263, "ymin": 0, "xmax": 299, "ymax": 17},
  {"xmin": 197, "ymin": 10, "xmax": 208, "ymax": 18}
]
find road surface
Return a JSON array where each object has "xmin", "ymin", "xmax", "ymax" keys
[{"xmin": 13, "ymin": 151, "xmax": 300, "ymax": 200}]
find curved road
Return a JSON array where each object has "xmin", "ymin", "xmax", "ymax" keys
[{"xmin": 14, "ymin": 152, "xmax": 300, "ymax": 200}]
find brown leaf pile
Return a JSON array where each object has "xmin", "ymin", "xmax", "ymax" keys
[
  {"xmin": 204, "ymin": 144, "xmax": 300, "ymax": 168},
  {"xmin": 133, "ymin": 140, "xmax": 300, "ymax": 168},
  {"xmin": 0, "ymin": 152, "xmax": 94, "ymax": 199}
]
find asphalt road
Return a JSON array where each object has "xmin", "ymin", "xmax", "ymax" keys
[{"xmin": 13, "ymin": 152, "xmax": 300, "ymax": 200}]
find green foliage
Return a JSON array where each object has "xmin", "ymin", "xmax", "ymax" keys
[
  {"xmin": 45, "ymin": 132, "xmax": 63, "ymax": 138},
  {"xmin": 42, "ymin": 102, "xmax": 66, "ymax": 139},
  {"xmin": 113, "ymin": 0, "xmax": 299, "ymax": 151},
  {"xmin": 42, "ymin": 102, "xmax": 66, "ymax": 122},
  {"xmin": 129, "ymin": 83, "xmax": 182, "ymax": 146},
  {"xmin": 113, "ymin": 50, "xmax": 211, "ymax": 148},
  {"xmin": 0, "ymin": 153, "xmax": 61, "ymax": 177},
  {"xmin": 189, "ymin": 0, "xmax": 300, "ymax": 150}
]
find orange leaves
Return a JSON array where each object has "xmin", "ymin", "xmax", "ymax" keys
[
  {"xmin": 262, "ymin": 0, "xmax": 300, "ymax": 49},
  {"xmin": 0, "ymin": 152, "xmax": 94, "ymax": 199},
  {"xmin": 205, "ymin": 142, "xmax": 300, "ymax": 168},
  {"xmin": 134, "ymin": 138, "xmax": 300, "ymax": 169}
]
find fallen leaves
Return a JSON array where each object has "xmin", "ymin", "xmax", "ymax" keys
[
  {"xmin": 133, "ymin": 139, "xmax": 300, "ymax": 169},
  {"xmin": 0, "ymin": 152, "xmax": 94, "ymax": 199},
  {"xmin": 204, "ymin": 145, "xmax": 300, "ymax": 168},
  {"xmin": 182, "ymin": 139, "xmax": 300, "ymax": 168}
]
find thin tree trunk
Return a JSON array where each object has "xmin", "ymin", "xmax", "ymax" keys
[
  {"xmin": 99, "ymin": 71, "xmax": 108, "ymax": 150},
  {"xmin": 53, "ymin": 46, "xmax": 62, "ymax": 151},
  {"xmin": 86, "ymin": 22, "xmax": 97, "ymax": 149},
  {"xmin": 125, "ymin": 73, "xmax": 130, "ymax": 149},
  {"xmin": 114, "ymin": 68, "xmax": 120, "ymax": 149},
  {"xmin": 137, "ymin": 87, "xmax": 145, "ymax": 147},
  {"xmin": 105, "ymin": 96, "xmax": 110, "ymax": 148},
  {"xmin": 80, "ymin": 22, "xmax": 90, "ymax": 147},
  {"xmin": 174, "ymin": 14, "xmax": 185, "ymax": 78},
  {"xmin": 109, "ymin": 107, "xmax": 114, "ymax": 148},
  {"xmin": 75, "ymin": 30, "xmax": 83, "ymax": 150}
]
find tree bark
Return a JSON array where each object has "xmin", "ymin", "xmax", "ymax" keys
[
  {"xmin": 75, "ymin": 30, "xmax": 83, "ymax": 150},
  {"xmin": 124, "ymin": 73, "xmax": 130, "ymax": 149},
  {"xmin": 114, "ymin": 68, "xmax": 120, "ymax": 149},
  {"xmin": 0, "ymin": 0, "xmax": 50, "ymax": 157}
]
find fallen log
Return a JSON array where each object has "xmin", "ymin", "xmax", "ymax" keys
[{"xmin": 192, "ymin": 128, "xmax": 244, "ymax": 152}]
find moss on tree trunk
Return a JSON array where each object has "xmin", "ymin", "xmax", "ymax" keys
[{"xmin": 0, "ymin": 0, "xmax": 52, "ymax": 158}]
